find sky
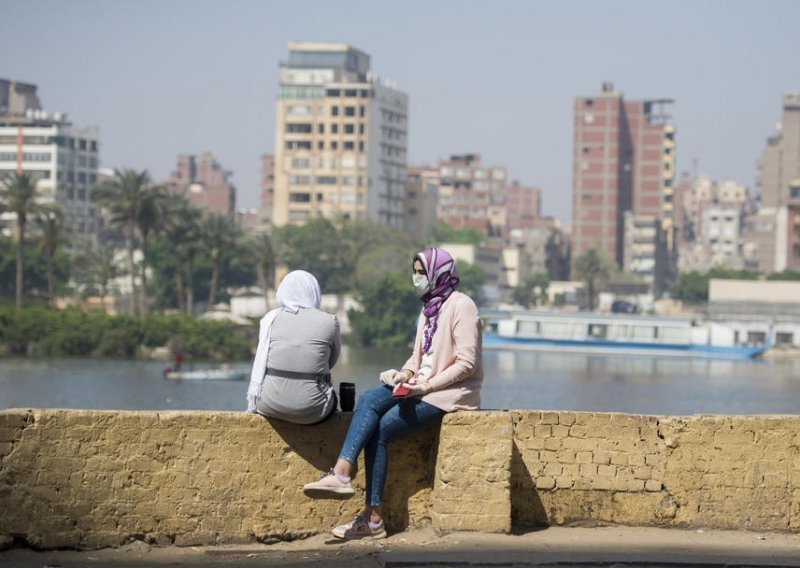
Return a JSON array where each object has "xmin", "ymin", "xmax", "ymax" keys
[{"xmin": 3, "ymin": 0, "xmax": 799, "ymax": 226}]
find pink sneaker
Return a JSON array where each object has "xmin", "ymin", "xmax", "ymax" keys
[
  {"xmin": 331, "ymin": 515, "xmax": 387, "ymax": 540},
  {"xmin": 302, "ymin": 469, "xmax": 354, "ymax": 497}
]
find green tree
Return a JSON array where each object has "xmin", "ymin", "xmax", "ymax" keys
[
  {"xmin": 273, "ymin": 218, "xmax": 348, "ymax": 292},
  {"xmin": 136, "ymin": 185, "xmax": 166, "ymax": 315},
  {"xmin": 0, "ymin": 237, "xmax": 70, "ymax": 301},
  {"xmin": 669, "ymin": 271, "xmax": 709, "ymax": 304},
  {"xmin": 349, "ymin": 271, "xmax": 420, "ymax": 348},
  {"xmin": 670, "ymin": 267, "xmax": 758, "ymax": 305},
  {"xmin": 433, "ymin": 221, "xmax": 483, "ymax": 245},
  {"xmin": 0, "ymin": 172, "xmax": 40, "ymax": 309},
  {"xmin": 573, "ymin": 249, "xmax": 610, "ymax": 311},
  {"xmin": 93, "ymin": 169, "xmax": 153, "ymax": 316},
  {"xmin": 203, "ymin": 213, "xmax": 241, "ymax": 308},
  {"xmin": 248, "ymin": 233, "xmax": 275, "ymax": 304},
  {"xmin": 456, "ymin": 261, "xmax": 486, "ymax": 306},
  {"xmin": 34, "ymin": 206, "xmax": 66, "ymax": 307},
  {"xmin": 512, "ymin": 272, "xmax": 550, "ymax": 309},
  {"xmin": 766, "ymin": 269, "xmax": 800, "ymax": 281},
  {"xmin": 161, "ymin": 194, "xmax": 203, "ymax": 314},
  {"xmin": 75, "ymin": 242, "xmax": 121, "ymax": 313}
]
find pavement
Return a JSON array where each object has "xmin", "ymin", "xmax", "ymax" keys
[{"xmin": 2, "ymin": 525, "xmax": 800, "ymax": 567}]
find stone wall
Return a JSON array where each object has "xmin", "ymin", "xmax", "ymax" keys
[{"xmin": 1, "ymin": 408, "xmax": 799, "ymax": 549}]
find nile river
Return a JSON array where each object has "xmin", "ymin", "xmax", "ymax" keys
[{"xmin": 2, "ymin": 347, "xmax": 800, "ymax": 415}]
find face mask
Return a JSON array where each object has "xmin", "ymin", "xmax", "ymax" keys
[{"xmin": 412, "ymin": 274, "xmax": 429, "ymax": 297}]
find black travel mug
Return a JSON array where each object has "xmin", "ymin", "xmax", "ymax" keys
[{"xmin": 339, "ymin": 382, "xmax": 356, "ymax": 412}]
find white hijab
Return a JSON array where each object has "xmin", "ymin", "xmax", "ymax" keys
[{"xmin": 246, "ymin": 270, "xmax": 322, "ymax": 411}]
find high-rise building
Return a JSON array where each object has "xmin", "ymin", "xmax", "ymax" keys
[
  {"xmin": 505, "ymin": 181, "xmax": 541, "ymax": 230},
  {"xmin": 272, "ymin": 42, "xmax": 408, "ymax": 228},
  {"xmin": 571, "ymin": 83, "xmax": 675, "ymax": 283},
  {"xmin": 436, "ymin": 154, "xmax": 507, "ymax": 238},
  {"xmin": 166, "ymin": 152, "xmax": 235, "ymax": 216},
  {"xmin": 754, "ymin": 93, "xmax": 800, "ymax": 272},
  {"xmin": 0, "ymin": 79, "xmax": 100, "ymax": 242},
  {"xmin": 404, "ymin": 166, "xmax": 438, "ymax": 242}
]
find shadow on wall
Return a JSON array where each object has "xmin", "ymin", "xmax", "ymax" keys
[
  {"xmin": 511, "ymin": 440, "xmax": 548, "ymax": 527},
  {"xmin": 265, "ymin": 413, "xmax": 441, "ymax": 533}
]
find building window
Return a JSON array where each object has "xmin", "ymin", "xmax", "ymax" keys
[
  {"xmin": 331, "ymin": 141, "xmax": 338, "ymax": 150},
  {"xmin": 286, "ymin": 123, "xmax": 312, "ymax": 133},
  {"xmin": 359, "ymin": 105, "xmax": 365, "ymax": 117},
  {"xmin": 326, "ymin": 89, "xmax": 340, "ymax": 97},
  {"xmin": 332, "ymin": 106, "xmax": 339, "ymax": 116},
  {"xmin": 358, "ymin": 141, "xmax": 364, "ymax": 152},
  {"xmin": 292, "ymin": 157, "xmax": 310, "ymax": 168},
  {"xmin": 344, "ymin": 89, "xmax": 357, "ymax": 97},
  {"xmin": 317, "ymin": 141, "xmax": 324, "ymax": 150},
  {"xmin": 331, "ymin": 124, "xmax": 338, "ymax": 134},
  {"xmin": 345, "ymin": 106, "xmax": 356, "ymax": 117},
  {"xmin": 344, "ymin": 141, "xmax": 354, "ymax": 150},
  {"xmin": 318, "ymin": 124, "xmax": 325, "ymax": 134},
  {"xmin": 286, "ymin": 141, "xmax": 312, "ymax": 150},
  {"xmin": 345, "ymin": 124, "xmax": 354, "ymax": 134},
  {"xmin": 316, "ymin": 176, "xmax": 337, "ymax": 185},
  {"xmin": 289, "ymin": 193, "xmax": 311, "ymax": 203},
  {"xmin": 289, "ymin": 175, "xmax": 311, "ymax": 185}
]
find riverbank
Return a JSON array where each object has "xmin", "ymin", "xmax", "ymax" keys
[
  {"xmin": 0, "ymin": 304, "xmax": 254, "ymax": 361},
  {"xmin": 2, "ymin": 526, "xmax": 799, "ymax": 567}
]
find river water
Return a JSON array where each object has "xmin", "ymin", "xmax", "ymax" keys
[{"xmin": 2, "ymin": 347, "xmax": 800, "ymax": 416}]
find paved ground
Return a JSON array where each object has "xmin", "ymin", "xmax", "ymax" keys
[{"xmin": 2, "ymin": 526, "xmax": 800, "ymax": 567}]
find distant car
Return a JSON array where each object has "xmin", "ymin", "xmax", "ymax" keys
[{"xmin": 611, "ymin": 300, "xmax": 637, "ymax": 314}]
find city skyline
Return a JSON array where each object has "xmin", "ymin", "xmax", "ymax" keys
[{"xmin": 3, "ymin": 0, "xmax": 798, "ymax": 226}]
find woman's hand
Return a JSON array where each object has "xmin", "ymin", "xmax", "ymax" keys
[
  {"xmin": 395, "ymin": 381, "xmax": 429, "ymax": 397},
  {"xmin": 379, "ymin": 369, "xmax": 407, "ymax": 386}
]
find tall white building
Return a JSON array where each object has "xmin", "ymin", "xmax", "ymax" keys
[
  {"xmin": 0, "ymin": 80, "xmax": 100, "ymax": 242},
  {"xmin": 272, "ymin": 42, "xmax": 408, "ymax": 228}
]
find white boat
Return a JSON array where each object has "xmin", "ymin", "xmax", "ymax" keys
[
  {"xmin": 483, "ymin": 311, "xmax": 769, "ymax": 360},
  {"xmin": 164, "ymin": 368, "xmax": 248, "ymax": 381}
]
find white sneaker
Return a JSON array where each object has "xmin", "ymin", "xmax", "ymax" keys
[{"xmin": 302, "ymin": 469, "xmax": 354, "ymax": 497}]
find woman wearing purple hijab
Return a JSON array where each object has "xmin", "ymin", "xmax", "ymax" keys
[{"xmin": 303, "ymin": 247, "xmax": 483, "ymax": 540}]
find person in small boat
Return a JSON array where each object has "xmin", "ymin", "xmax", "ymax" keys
[
  {"xmin": 246, "ymin": 270, "xmax": 340, "ymax": 424},
  {"xmin": 302, "ymin": 247, "xmax": 483, "ymax": 540}
]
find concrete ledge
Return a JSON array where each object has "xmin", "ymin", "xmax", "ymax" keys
[{"xmin": 1, "ymin": 408, "xmax": 799, "ymax": 549}]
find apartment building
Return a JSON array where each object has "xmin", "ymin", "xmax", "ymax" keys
[
  {"xmin": 0, "ymin": 80, "xmax": 100, "ymax": 242},
  {"xmin": 272, "ymin": 42, "xmax": 408, "ymax": 228},
  {"xmin": 572, "ymin": 83, "xmax": 676, "ymax": 285}
]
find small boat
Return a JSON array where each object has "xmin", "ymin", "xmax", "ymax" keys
[
  {"xmin": 483, "ymin": 311, "xmax": 769, "ymax": 360},
  {"xmin": 164, "ymin": 368, "xmax": 248, "ymax": 381}
]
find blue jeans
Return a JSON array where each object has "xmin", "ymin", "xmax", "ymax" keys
[{"xmin": 339, "ymin": 385, "xmax": 445, "ymax": 506}]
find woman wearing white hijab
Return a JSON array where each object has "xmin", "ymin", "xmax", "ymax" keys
[{"xmin": 246, "ymin": 270, "xmax": 340, "ymax": 424}]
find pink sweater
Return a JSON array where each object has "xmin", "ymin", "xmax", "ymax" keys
[{"xmin": 401, "ymin": 291, "xmax": 483, "ymax": 412}]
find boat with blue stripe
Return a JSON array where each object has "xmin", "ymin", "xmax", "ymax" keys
[{"xmin": 482, "ymin": 311, "xmax": 769, "ymax": 360}]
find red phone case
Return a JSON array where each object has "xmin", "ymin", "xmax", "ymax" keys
[{"xmin": 392, "ymin": 385, "xmax": 411, "ymax": 398}]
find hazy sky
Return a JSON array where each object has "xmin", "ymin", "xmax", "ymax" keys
[{"xmin": 3, "ymin": 0, "xmax": 798, "ymax": 225}]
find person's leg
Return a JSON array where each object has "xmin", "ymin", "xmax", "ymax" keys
[
  {"xmin": 303, "ymin": 386, "xmax": 397, "ymax": 495},
  {"xmin": 362, "ymin": 399, "xmax": 445, "ymax": 521},
  {"xmin": 334, "ymin": 385, "xmax": 397, "ymax": 475}
]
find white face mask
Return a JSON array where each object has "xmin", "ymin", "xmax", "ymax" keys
[{"xmin": 412, "ymin": 274, "xmax": 429, "ymax": 297}]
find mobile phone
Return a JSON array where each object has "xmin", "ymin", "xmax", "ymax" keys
[{"xmin": 392, "ymin": 381, "xmax": 415, "ymax": 398}]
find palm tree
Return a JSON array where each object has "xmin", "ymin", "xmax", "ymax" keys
[
  {"xmin": 202, "ymin": 213, "xmax": 241, "ymax": 309},
  {"xmin": 249, "ymin": 233, "xmax": 275, "ymax": 305},
  {"xmin": 136, "ymin": 186, "xmax": 166, "ymax": 315},
  {"xmin": 161, "ymin": 194, "xmax": 202, "ymax": 315},
  {"xmin": 93, "ymin": 169, "xmax": 152, "ymax": 316},
  {"xmin": 35, "ymin": 206, "xmax": 66, "ymax": 307},
  {"xmin": 0, "ymin": 173, "xmax": 40, "ymax": 309},
  {"xmin": 573, "ymin": 248, "xmax": 610, "ymax": 311},
  {"xmin": 83, "ymin": 242, "xmax": 120, "ymax": 314}
]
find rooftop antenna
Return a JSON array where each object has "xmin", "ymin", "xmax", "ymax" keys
[{"xmin": 692, "ymin": 153, "xmax": 699, "ymax": 180}]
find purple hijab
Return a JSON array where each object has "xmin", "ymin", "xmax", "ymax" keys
[{"xmin": 415, "ymin": 247, "xmax": 460, "ymax": 353}]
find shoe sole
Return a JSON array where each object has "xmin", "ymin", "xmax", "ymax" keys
[
  {"xmin": 303, "ymin": 486, "xmax": 355, "ymax": 498},
  {"xmin": 331, "ymin": 531, "xmax": 387, "ymax": 540}
]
